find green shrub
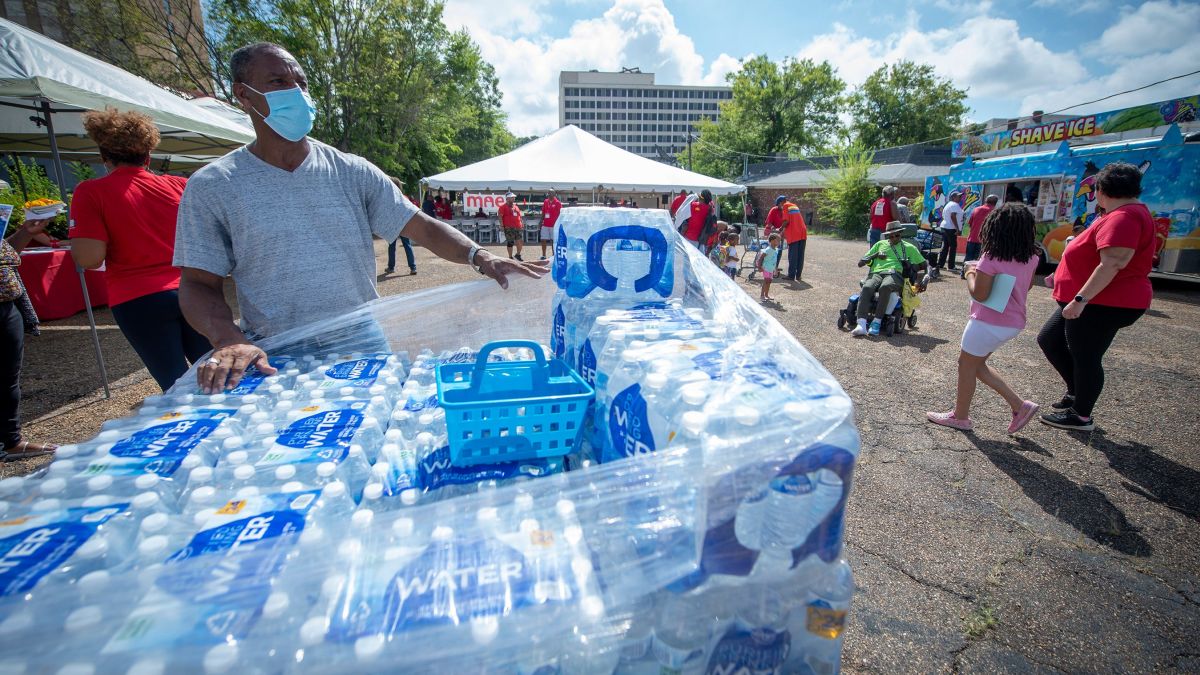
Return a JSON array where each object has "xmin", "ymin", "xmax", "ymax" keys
[{"xmin": 815, "ymin": 143, "xmax": 878, "ymax": 240}]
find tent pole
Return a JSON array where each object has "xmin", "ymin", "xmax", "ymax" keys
[{"xmin": 40, "ymin": 100, "xmax": 110, "ymax": 398}]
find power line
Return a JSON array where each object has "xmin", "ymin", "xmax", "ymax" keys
[{"xmin": 689, "ymin": 68, "xmax": 1200, "ymax": 165}]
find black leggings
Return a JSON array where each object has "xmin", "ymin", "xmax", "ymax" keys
[
  {"xmin": 1036, "ymin": 301, "xmax": 1145, "ymax": 417},
  {"xmin": 111, "ymin": 290, "xmax": 211, "ymax": 391},
  {"xmin": 787, "ymin": 239, "xmax": 806, "ymax": 280},
  {"xmin": 1, "ymin": 301, "xmax": 22, "ymax": 447}
]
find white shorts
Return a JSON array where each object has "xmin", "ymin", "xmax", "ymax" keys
[
  {"xmin": 960, "ymin": 319, "xmax": 1021, "ymax": 357},
  {"xmin": 540, "ymin": 226, "xmax": 554, "ymax": 241}
]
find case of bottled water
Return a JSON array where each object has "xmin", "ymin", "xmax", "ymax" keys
[{"xmin": 0, "ymin": 208, "xmax": 858, "ymax": 673}]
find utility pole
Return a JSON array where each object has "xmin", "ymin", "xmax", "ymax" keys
[
  {"xmin": 742, "ymin": 154, "xmax": 748, "ymax": 181},
  {"xmin": 687, "ymin": 134, "xmax": 692, "ymax": 171}
]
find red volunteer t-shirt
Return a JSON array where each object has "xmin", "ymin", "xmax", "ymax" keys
[
  {"xmin": 542, "ymin": 198, "xmax": 562, "ymax": 228},
  {"xmin": 765, "ymin": 206, "xmax": 783, "ymax": 234},
  {"xmin": 435, "ymin": 200, "xmax": 453, "ymax": 219},
  {"xmin": 1053, "ymin": 203, "xmax": 1154, "ymax": 309},
  {"xmin": 686, "ymin": 201, "xmax": 711, "ymax": 241},
  {"xmin": 68, "ymin": 166, "xmax": 187, "ymax": 307},
  {"xmin": 499, "ymin": 203, "xmax": 523, "ymax": 230},
  {"xmin": 783, "ymin": 202, "xmax": 807, "ymax": 242},
  {"xmin": 669, "ymin": 193, "xmax": 687, "ymax": 217},
  {"xmin": 966, "ymin": 204, "xmax": 993, "ymax": 244},
  {"xmin": 869, "ymin": 198, "xmax": 894, "ymax": 231}
]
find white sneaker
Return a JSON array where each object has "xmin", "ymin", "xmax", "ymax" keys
[{"xmin": 850, "ymin": 324, "xmax": 867, "ymax": 337}]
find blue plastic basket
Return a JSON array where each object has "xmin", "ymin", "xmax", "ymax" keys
[{"xmin": 436, "ymin": 340, "xmax": 595, "ymax": 467}]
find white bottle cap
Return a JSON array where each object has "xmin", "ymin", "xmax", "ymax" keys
[
  {"xmin": 64, "ymin": 605, "xmax": 103, "ymax": 633},
  {"xmin": 681, "ymin": 385, "xmax": 708, "ymax": 406},
  {"xmin": 233, "ymin": 465, "xmax": 255, "ymax": 481},
  {"xmin": 203, "ymin": 643, "xmax": 238, "ymax": 674},
  {"xmin": 392, "ymin": 517, "xmax": 415, "ymax": 539},
  {"xmin": 30, "ymin": 498, "xmax": 60, "ymax": 512},
  {"xmin": 621, "ymin": 349, "xmax": 639, "ymax": 364},
  {"xmin": 0, "ymin": 477, "xmax": 24, "ymax": 497},
  {"xmin": 644, "ymin": 372, "xmax": 668, "ymax": 391},
  {"xmin": 299, "ymin": 526, "xmax": 324, "ymax": 548},
  {"xmin": 0, "ymin": 610, "xmax": 33, "ymax": 636},
  {"xmin": 255, "ymin": 422, "xmax": 276, "ymax": 438},
  {"xmin": 39, "ymin": 477, "xmax": 66, "ymax": 496},
  {"xmin": 316, "ymin": 462, "xmax": 337, "ymax": 479},
  {"xmin": 56, "ymin": 663, "xmax": 94, "ymax": 675},
  {"xmin": 81, "ymin": 495, "xmax": 112, "ymax": 508},
  {"xmin": 351, "ymin": 508, "xmax": 374, "ymax": 529},
  {"xmin": 323, "ymin": 481, "xmax": 349, "ymax": 501},
  {"xmin": 77, "ymin": 570, "xmax": 110, "ymax": 595},
  {"xmin": 262, "ymin": 591, "xmax": 290, "ymax": 619},
  {"xmin": 476, "ymin": 506, "xmax": 499, "ymax": 525},
  {"xmin": 416, "ymin": 431, "xmax": 435, "ymax": 447},
  {"xmin": 47, "ymin": 459, "xmax": 74, "ymax": 475},
  {"xmin": 138, "ymin": 535, "xmax": 169, "ymax": 560},
  {"xmin": 140, "ymin": 513, "xmax": 169, "ymax": 534},
  {"xmin": 581, "ymin": 595, "xmax": 605, "ymax": 620},
  {"xmin": 281, "ymin": 480, "xmax": 306, "ymax": 493},
  {"xmin": 190, "ymin": 486, "xmax": 216, "ymax": 505},
  {"xmin": 555, "ymin": 499, "xmax": 577, "ymax": 517},
  {"xmin": 222, "ymin": 437, "xmax": 245, "ymax": 452},
  {"xmin": 299, "ymin": 616, "xmax": 329, "ymax": 646},
  {"xmin": 126, "ymin": 657, "xmax": 167, "ymax": 675},
  {"xmin": 279, "ymin": 390, "xmax": 298, "ymax": 402},
  {"xmin": 275, "ymin": 465, "xmax": 297, "ymax": 481},
  {"xmin": 134, "ymin": 473, "xmax": 160, "ymax": 491},
  {"xmin": 470, "ymin": 616, "xmax": 500, "ymax": 645},
  {"xmin": 349, "ymin": 444, "xmax": 366, "ymax": 459},
  {"xmin": 400, "ymin": 489, "xmax": 418, "ymax": 506},
  {"xmin": 734, "ymin": 405, "xmax": 761, "ymax": 427},
  {"xmin": 681, "ymin": 411, "xmax": 706, "ymax": 436},
  {"xmin": 53, "ymin": 444, "xmax": 81, "ymax": 460},
  {"xmin": 190, "ymin": 466, "xmax": 214, "ymax": 483},
  {"xmin": 96, "ymin": 429, "xmax": 122, "ymax": 443},
  {"xmin": 235, "ymin": 486, "xmax": 260, "ymax": 499},
  {"xmin": 515, "ymin": 492, "xmax": 534, "ymax": 512},
  {"xmin": 418, "ymin": 412, "xmax": 435, "ymax": 426},
  {"xmin": 250, "ymin": 411, "xmax": 271, "ymax": 426},
  {"xmin": 132, "ymin": 491, "xmax": 161, "ymax": 511},
  {"xmin": 783, "ymin": 400, "xmax": 811, "ymax": 421},
  {"xmin": 209, "ymin": 394, "xmax": 227, "ymax": 404},
  {"xmin": 384, "ymin": 429, "xmax": 403, "ymax": 443},
  {"xmin": 362, "ymin": 483, "xmax": 383, "ymax": 502},
  {"xmin": 320, "ymin": 574, "xmax": 346, "ymax": 599},
  {"xmin": 180, "ymin": 454, "xmax": 202, "ymax": 471},
  {"xmin": 372, "ymin": 461, "xmax": 393, "ymax": 478},
  {"xmin": 237, "ymin": 404, "xmax": 256, "ymax": 417},
  {"xmin": 225, "ymin": 450, "xmax": 249, "ymax": 466},
  {"xmin": 355, "ymin": 634, "xmax": 386, "ymax": 661},
  {"xmin": 431, "ymin": 525, "xmax": 454, "ymax": 542},
  {"xmin": 193, "ymin": 508, "xmax": 216, "ymax": 528}
]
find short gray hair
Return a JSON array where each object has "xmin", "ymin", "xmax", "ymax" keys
[{"xmin": 230, "ymin": 42, "xmax": 286, "ymax": 84}]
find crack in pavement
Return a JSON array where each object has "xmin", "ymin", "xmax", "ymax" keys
[{"xmin": 848, "ymin": 541, "xmax": 977, "ymax": 603}]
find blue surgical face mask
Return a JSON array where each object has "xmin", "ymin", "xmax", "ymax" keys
[{"xmin": 243, "ymin": 84, "xmax": 316, "ymax": 142}]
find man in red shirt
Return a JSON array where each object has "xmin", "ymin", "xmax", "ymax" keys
[
  {"xmin": 781, "ymin": 199, "xmax": 808, "ymax": 281},
  {"xmin": 499, "ymin": 192, "xmax": 525, "ymax": 261},
  {"xmin": 539, "ymin": 189, "xmax": 562, "ymax": 260},
  {"xmin": 868, "ymin": 186, "xmax": 897, "ymax": 246},
  {"xmin": 669, "ymin": 189, "xmax": 688, "ymax": 218},
  {"xmin": 961, "ymin": 194, "xmax": 996, "ymax": 278}
]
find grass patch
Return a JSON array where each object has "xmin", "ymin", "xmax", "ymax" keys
[{"xmin": 963, "ymin": 603, "xmax": 999, "ymax": 639}]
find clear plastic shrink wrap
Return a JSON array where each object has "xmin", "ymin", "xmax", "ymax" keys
[{"xmin": 0, "ymin": 208, "xmax": 858, "ymax": 674}]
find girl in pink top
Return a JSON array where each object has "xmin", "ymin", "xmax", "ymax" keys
[{"xmin": 928, "ymin": 204, "xmax": 1041, "ymax": 434}]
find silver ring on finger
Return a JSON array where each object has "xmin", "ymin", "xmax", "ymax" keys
[{"xmin": 206, "ymin": 357, "xmax": 221, "ymax": 366}]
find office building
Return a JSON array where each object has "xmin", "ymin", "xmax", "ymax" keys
[{"xmin": 559, "ymin": 68, "xmax": 732, "ymax": 162}]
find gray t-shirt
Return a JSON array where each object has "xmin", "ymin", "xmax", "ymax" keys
[{"xmin": 174, "ymin": 140, "xmax": 419, "ymax": 337}]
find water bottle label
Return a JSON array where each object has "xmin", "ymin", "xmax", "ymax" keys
[
  {"xmin": 805, "ymin": 599, "xmax": 847, "ymax": 639},
  {"xmin": 417, "ymin": 444, "xmax": 562, "ymax": 490},
  {"xmin": 552, "ymin": 303, "xmax": 566, "ymax": 359},
  {"xmin": 324, "ymin": 356, "xmax": 388, "ymax": 386},
  {"xmin": 274, "ymin": 409, "xmax": 364, "ymax": 453},
  {"xmin": 109, "ymin": 410, "xmax": 233, "ymax": 460},
  {"xmin": 769, "ymin": 475, "xmax": 815, "ymax": 497},
  {"xmin": 167, "ymin": 505, "xmax": 312, "ymax": 563},
  {"xmin": 579, "ymin": 339, "xmax": 597, "ymax": 386},
  {"xmin": 0, "ymin": 504, "xmax": 128, "ymax": 596},
  {"xmin": 403, "ymin": 394, "xmax": 441, "ymax": 413},
  {"xmin": 553, "ymin": 226, "xmax": 568, "ymax": 286},
  {"xmin": 79, "ymin": 455, "xmax": 185, "ymax": 478},
  {"xmin": 706, "ymin": 622, "xmax": 791, "ymax": 675},
  {"xmin": 606, "ymin": 384, "xmax": 656, "ymax": 462}
]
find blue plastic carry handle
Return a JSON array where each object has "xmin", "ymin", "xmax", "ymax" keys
[
  {"xmin": 585, "ymin": 226, "xmax": 670, "ymax": 295},
  {"xmin": 469, "ymin": 340, "xmax": 548, "ymax": 394}
]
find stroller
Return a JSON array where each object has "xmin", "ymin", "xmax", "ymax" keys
[{"xmin": 913, "ymin": 226, "xmax": 943, "ymax": 281}]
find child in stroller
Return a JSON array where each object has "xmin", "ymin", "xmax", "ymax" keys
[{"xmin": 838, "ymin": 223, "xmax": 930, "ymax": 336}]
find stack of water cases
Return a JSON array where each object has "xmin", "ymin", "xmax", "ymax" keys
[{"xmin": 0, "ymin": 208, "xmax": 860, "ymax": 673}]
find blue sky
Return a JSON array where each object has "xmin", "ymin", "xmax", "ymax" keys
[{"xmin": 442, "ymin": 0, "xmax": 1200, "ymax": 137}]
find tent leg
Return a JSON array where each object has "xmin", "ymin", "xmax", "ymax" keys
[{"xmin": 41, "ymin": 99, "xmax": 110, "ymax": 399}]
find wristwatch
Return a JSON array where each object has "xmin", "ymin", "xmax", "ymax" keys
[
  {"xmin": 467, "ymin": 244, "xmax": 485, "ymax": 275},
  {"xmin": 1074, "ymin": 294, "xmax": 1087, "ymax": 304}
]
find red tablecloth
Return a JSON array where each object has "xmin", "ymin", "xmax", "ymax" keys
[{"xmin": 17, "ymin": 248, "xmax": 108, "ymax": 320}]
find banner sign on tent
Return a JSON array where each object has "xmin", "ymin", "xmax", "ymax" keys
[
  {"xmin": 952, "ymin": 94, "xmax": 1199, "ymax": 158},
  {"xmin": 462, "ymin": 192, "xmax": 511, "ymax": 215}
]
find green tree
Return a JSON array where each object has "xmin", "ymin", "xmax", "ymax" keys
[
  {"xmin": 683, "ymin": 55, "xmax": 845, "ymax": 180},
  {"xmin": 847, "ymin": 61, "xmax": 969, "ymax": 150},
  {"xmin": 814, "ymin": 143, "xmax": 878, "ymax": 239}
]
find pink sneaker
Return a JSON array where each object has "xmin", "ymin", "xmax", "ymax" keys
[
  {"xmin": 1008, "ymin": 401, "xmax": 1040, "ymax": 434},
  {"xmin": 926, "ymin": 410, "xmax": 973, "ymax": 431}
]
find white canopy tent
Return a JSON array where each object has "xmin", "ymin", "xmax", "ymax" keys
[
  {"xmin": 0, "ymin": 19, "xmax": 254, "ymax": 396},
  {"xmin": 422, "ymin": 125, "xmax": 744, "ymax": 195}
]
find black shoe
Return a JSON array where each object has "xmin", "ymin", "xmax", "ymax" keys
[
  {"xmin": 384, "ymin": 267, "xmax": 394, "ymax": 274},
  {"xmin": 514, "ymin": 254, "xmax": 524, "ymax": 262},
  {"xmin": 1039, "ymin": 410, "xmax": 1095, "ymax": 431},
  {"xmin": 410, "ymin": 268, "xmax": 417, "ymax": 275},
  {"xmin": 1051, "ymin": 395, "xmax": 1075, "ymax": 410}
]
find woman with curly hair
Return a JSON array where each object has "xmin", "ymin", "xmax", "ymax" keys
[
  {"xmin": 69, "ymin": 108, "xmax": 210, "ymax": 391},
  {"xmin": 927, "ymin": 203, "xmax": 1041, "ymax": 434}
]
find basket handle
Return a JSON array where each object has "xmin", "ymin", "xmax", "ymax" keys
[
  {"xmin": 585, "ymin": 225, "xmax": 671, "ymax": 296},
  {"xmin": 469, "ymin": 340, "xmax": 549, "ymax": 392}
]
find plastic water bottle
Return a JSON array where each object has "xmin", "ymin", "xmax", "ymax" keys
[
  {"xmin": 793, "ymin": 558, "xmax": 853, "ymax": 675},
  {"xmin": 652, "ymin": 593, "xmax": 711, "ymax": 674}
]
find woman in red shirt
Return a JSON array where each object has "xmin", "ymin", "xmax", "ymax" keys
[
  {"xmin": 1036, "ymin": 162, "xmax": 1154, "ymax": 431},
  {"xmin": 685, "ymin": 189, "xmax": 714, "ymax": 248},
  {"xmin": 69, "ymin": 109, "xmax": 210, "ymax": 391}
]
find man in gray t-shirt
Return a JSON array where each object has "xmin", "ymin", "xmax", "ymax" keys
[{"xmin": 176, "ymin": 42, "xmax": 547, "ymax": 394}]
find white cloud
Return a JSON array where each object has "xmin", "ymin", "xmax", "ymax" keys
[
  {"xmin": 1090, "ymin": 0, "xmax": 1200, "ymax": 59},
  {"xmin": 1030, "ymin": 0, "xmax": 1109, "ymax": 13},
  {"xmin": 796, "ymin": 16, "xmax": 1088, "ymax": 114},
  {"xmin": 443, "ymin": 0, "xmax": 740, "ymax": 135}
]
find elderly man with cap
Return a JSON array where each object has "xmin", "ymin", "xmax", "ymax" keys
[
  {"xmin": 499, "ymin": 191, "xmax": 525, "ymax": 261},
  {"xmin": 868, "ymin": 186, "xmax": 899, "ymax": 246},
  {"xmin": 852, "ymin": 221, "xmax": 928, "ymax": 336},
  {"xmin": 938, "ymin": 190, "xmax": 965, "ymax": 271}
]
